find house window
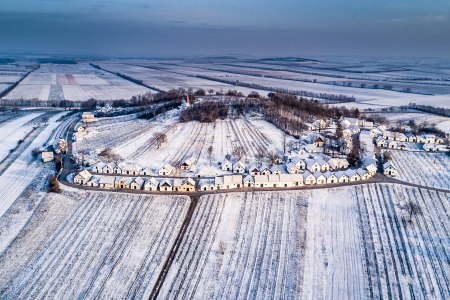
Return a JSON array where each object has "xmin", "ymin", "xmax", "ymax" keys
[{"xmin": 284, "ymin": 184, "xmax": 287, "ymax": 187}]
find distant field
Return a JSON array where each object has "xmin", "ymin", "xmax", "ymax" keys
[
  {"xmin": 2, "ymin": 63, "xmax": 150, "ymax": 101},
  {"xmin": 381, "ymin": 112, "xmax": 450, "ymax": 133}
]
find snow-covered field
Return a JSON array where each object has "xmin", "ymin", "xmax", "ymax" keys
[
  {"xmin": 3, "ymin": 64, "xmax": 149, "ymax": 101},
  {"xmin": 303, "ymin": 188, "xmax": 367, "ymax": 299},
  {"xmin": 95, "ymin": 62, "xmax": 271, "ymax": 96},
  {"xmin": 75, "ymin": 113, "xmax": 288, "ymax": 173},
  {"xmin": 0, "ymin": 112, "xmax": 43, "ymax": 162},
  {"xmin": 390, "ymin": 151, "xmax": 450, "ymax": 189},
  {"xmin": 0, "ymin": 190, "xmax": 190, "ymax": 299},
  {"xmin": 381, "ymin": 112, "xmax": 450, "ymax": 134},
  {"xmin": 159, "ymin": 191, "xmax": 308, "ymax": 299},
  {"xmin": 0, "ymin": 111, "xmax": 68, "ymax": 219},
  {"xmin": 355, "ymin": 184, "xmax": 450, "ymax": 299}
]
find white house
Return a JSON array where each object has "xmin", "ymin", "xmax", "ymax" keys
[
  {"xmin": 254, "ymin": 175, "xmax": 270, "ymax": 188},
  {"xmin": 159, "ymin": 179, "xmax": 173, "ymax": 191},
  {"xmin": 41, "ymin": 151, "xmax": 54, "ymax": 163},
  {"xmin": 304, "ymin": 171, "xmax": 316, "ymax": 185},
  {"xmin": 357, "ymin": 168, "xmax": 369, "ymax": 180},
  {"xmin": 159, "ymin": 164, "xmax": 174, "ymax": 176},
  {"xmin": 116, "ymin": 177, "xmax": 133, "ymax": 189},
  {"xmin": 144, "ymin": 178, "xmax": 159, "ymax": 191},
  {"xmin": 365, "ymin": 163, "xmax": 377, "ymax": 177},
  {"xmin": 74, "ymin": 170, "xmax": 92, "ymax": 185},
  {"xmin": 86, "ymin": 175, "xmax": 100, "ymax": 187},
  {"xmin": 291, "ymin": 156, "xmax": 306, "ymax": 169},
  {"xmin": 383, "ymin": 162, "xmax": 398, "ymax": 177},
  {"xmin": 336, "ymin": 171, "xmax": 349, "ymax": 183},
  {"xmin": 130, "ymin": 177, "xmax": 144, "ymax": 190},
  {"xmin": 199, "ymin": 179, "xmax": 216, "ymax": 191},
  {"xmin": 324, "ymin": 171, "xmax": 339, "ymax": 184},
  {"xmin": 306, "ymin": 160, "xmax": 321, "ymax": 172},
  {"xmin": 233, "ymin": 161, "xmax": 246, "ymax": 174},
  {"xmin": 221, "ymin": 160, "xmax": 233, "ymax": 171},
  {"xmin": 286, "ymin": 162, "xmax": 300, "ymax": 174},
  {"xmin": 103, "ymin": 162, "xmax": 116, "ymax": 174},
  {"xmin": 270, "ymin": 165, "xmax": 283, "ymax": 175},
  {"xmin": 248, "ymin": 165, "xmax": 260, "ymax": 176},
  {"xmin": 99, "ymin": 176, "xmax": 116, "ymax": 189},
  {"xmin": 315, "ymin": 172, "xmax": 327, "ymax": 185},
  {"xmin": 180, "ymin": 157, "xmax": 194, "ymax": 170},
  {"xmin": 120, "ymin": 163, "xmax": 142, "ymax": 175},
  {"xmin": 92, "ymin": 162, "xmax": 106, "ymax": 173},
  {"xmin": 215, "ymin": 175, "xmax": 243, "ymax": 189},
  {"xmin": 243, "ymin": 175, "xmax": 255, "ymax": 188},
  {"xmin": 140, "ymin": 167, "xmax": 153, "ymax": 176},
  {"xmin": 260, "ymin": 165, "xmax": 271, "ymax": 175}
]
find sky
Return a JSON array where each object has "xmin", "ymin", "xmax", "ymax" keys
[{"xmin": 1, "ymin": 0, "xmax": 449, "ymax": 58}]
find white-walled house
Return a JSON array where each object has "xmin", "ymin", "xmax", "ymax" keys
[
  {"xmin": 144, "ymin": 178, "xmax": 159, "ymax": 191},
  {"xmin": 116, "ymin": 177, "xmax": 133, "ymax": 189},
  {"xmin": 376, "ymin": 137, "xmax": 387, "ymax": 148},
  {"xmin": 233, "ymin": 161, "xmax": 246, "ymax": 174},
  {"xmin": 383, "ymin": 162, "xmax": 398, "ymax": 177},
  {"xmin": 159, "ymin": 164, "xmax": 174, "ymax": 176},
  {"xmin": 291, "ymin": 156, "xmax": 306, "ymax": 170},
  {"xmin": 248, "ymin": 165, "xmax": 260, "ymax": 176},
  {"xmin": 221, "ymin": 160, "xmax": 232, "ymax": 171},
  {"xmin": 199, "ymin": 179, "xmax": 216, "ymax": 191},
  {"xmin": 304, "ymin": 171, "xmax": 316, "ymax": 185},
  {"xmin": 92, "ymin": 162, "xmax": 106, "ymax": 173},
  {"xmin": 103, "ymin": 162, "xmax": 116, "ymax": 174},
  {"xmin": 140, "ymin": 167, "xmax": 153, "ymax": 176},
  {"xmin": 324, "ymin": 171, "xmax": 339, "ymax": 184},
  {"xmin": 41, "ymin": 151, "xmax": 54, "ymax": 163},
  {"xmin": 130, "ymin": 177, "xmax": 144, "ymax": 190},
  {"xmin": 99, "ymin": 176, "xmax": 116, "ymax": 189},
  {"xmin": 159, "ymin": 179, "xmax": 173, "ymax": 191},
  {"xmin": 215, "ymin": 175, "xmax": 243, "ymax": 189},
  {"xmin": 260, "ymin": 165, "xmax": 271, "ymax": 175},
  {"xmin": 315, "ymin": 172, "xmax": 327, "ymax": 185},
  {"xmin": 74, "ymin": 170, "xmax": 92, "ymax": 185}
]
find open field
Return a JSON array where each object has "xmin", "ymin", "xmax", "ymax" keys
[
  {"xmin": 95, "ymin": 62, "xmax": 270, "ymax": 96},
  {"xmin": 0, "ymin": 112, "xmax": 43, "ymax": 162},
  {"xmin": 74, "ymin": 112, "xmax": 288, "ymax": 173},
  {"xmin": 0, "ymin": 190, "xmax": 190, "ymax": 299},
  {"xmin": 390, "ymin": 151, "xmax": 450, "ymax": 189},
  {"xmin": 380, "ymin": 112, "xmax": 450, "ymax": 134},
  {"xmin": 0, "ymin": 111, "xmax": 69, "ymax": 219},
  {"xmin": 355, "ymin": 184, "xmax": 450, "ymax": 299},
  {"xmin": 2, "ymin": 64, "xmax": 149, "ymax": 101},
  {"xmin": 159, "ymin": 191, "xmax": 308, "ymax": 299}
]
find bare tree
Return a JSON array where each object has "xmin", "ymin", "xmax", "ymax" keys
[
  {"xmin": 155, "ymin": 133, "xmax": 167, "ymax": 149},
  {"xmin": 398, "ymin": 199, "xmax": 422, "ymax": 222},
  {"xmin": 255, "ymin": 146, "xmax": 266, "ymax": 163},
  {"xmin": 207, "ymin": 145, "xmax": 213, "ymax": 164},
  {"xmin": 232, "ymin": 146, "xmax": 245, "ymax": 160}
]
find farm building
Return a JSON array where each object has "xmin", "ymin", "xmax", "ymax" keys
[
  {"xmin": 92, "ymin": 162, "xmax": 106, "ymax": 173},
  {"xmin": 315, "ymin": 172, "xmax": 327, "ymax": 185},
  {"xmin": 82, "ymin": 112, "xmax": 95, "ymax": 123},
  {"xmin": 98, "ymin": 176, "xmax": 116, "ymax": 189},
  {"xmin": 118, "ymin": 162, "xmax": 142, "ymax": 175},
  {"xmin": 86, "ymin": 175, "xmax": 100, "ymax": 187},
  {"xmin": 243, "ymin": 175, "xmax": 255, "ymax": 188},
  {"xmin": 304, "ymin": 171, "xmax": 316, "ymax": 185},
  {"xmin": 74, "ymin": 170, "xmax": 92, "ymax": 185},
  {"xmin": 41, "ymin": 151, "xmax": 54, "ymax": 163},
  {"xmin": 159, "ymin": 164, "xmax": 174, "ymax": 176},
  {"xmin": 221, "ymin": 160, "xmax": 232, "ymax": 171},
  {"xmin": 144, "ymin": 178, "xmax": 159, "ymax": 191},
  {"xmin": 260, "ymin": 165, "xmax": 271, "ymax": 175},
  {"xmin": 324, "ymin": 171, "xmax": 339, "ymax": 184},
  {"xmin": 270, "ymin": 165, "xmax": 283, "ymax": 175},
  {"xmin": 180, "ymin": 157, "xmax": 194, "ymax": 170},
  {"xmin": 313, "ymin": 136, "xmax": 325, "ymax": 147},
  {"xmin": 291, "ymin": 156, "xmax": 306, "ymax": 169},
  {"xmin": 159, "ymin": 179, "xmax": 173, "ymax": 192},
  {"xmin": 130, "ymin": 177, "xmax": 144, "ymax": 190},
  {"xmin": 116, "ymin": 177, "xmax": 133, "ymax": 189},
  {"xmin": 102, "ymin": 162, "xmax": 116, "ymax": 174},
  {"xmin": 248, "ymin": 165, "xmax": 260, "ymax": 176},
  {"xmin": 286, "ymin": 163, "xmax": 300, "ymax": 174},
  {"xmin": 383, "ymin": 162, "xmax": 398, "ymax": 177},
  {"xmin": 140, "ymin": 167, "xmax": 153, "ymax": 176},
  {"xmin": 233, "ymin": 161, "xmax": 246, "ymax": 174},
  {"xmin": 336, "ymin": 171, "xmax": 349, "ymax": 183},
  {"xmin": 198, "ymin": 179, "xmax": 216, "ymax": 191},
  {"xmin": 174, "ymin": 178, "xmax": 196, "ymax": 192},
  {"xmin": 215, "ymin": 175, "xmax": 243, "ymax": 189}
]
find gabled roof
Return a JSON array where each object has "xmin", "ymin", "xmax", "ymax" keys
[
  {"xmin": 243, "ymin": 175, "xmax": 254, "ymax": 183},
  {"xmin": 76, "ymin": 170, "xmax": 92, "ymax": 180},
  {"xmin": 132, "ymin": 177, "xmax": 144, "ymax": 186},
  {"xmin": 383, "ymin": 162, "xmax": 396, "ymax": 169},
  {"xmin": 145, "ymin": 178, "xmax": 159, "ymax": 187},
  {"xmin": 99, "ymin": 176, "xmax": 115, "ymax": 184},
  {"xmin": 160, "ymin": 178, "xmax": 173, "ymax": 187},
  {"xmin": 161, "ymin": 164, "xmax": 174, "ymax": 172}
]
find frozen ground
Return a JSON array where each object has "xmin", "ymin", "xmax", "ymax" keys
[
  {"xmin": 0, "ymin": 112, "xmax": 43, "ymax": 162},
  {"xmin": 74, "ymin": 112, "xmax": 289, "ymax": 173},
  {"xmin": 159, "ymin": 191, "xmax": 308, "ymax": 299},
  {"xmin": 0, "ymin": 111, "xmax": 68, "ymax": 219},
  {"xmin": 390, "ymin": 151, "xmax": 450, "ymax": 189},
  {"xmin": 3, "ymin": 64, "xmax": 149, "ymax": 101},
  {"xmin": 0, "ymin": 190, "xmax": 190, "ymax": 299},
  {"xmin": 380, "ymin": 112, "xmax": 450, "ymax": 134}
]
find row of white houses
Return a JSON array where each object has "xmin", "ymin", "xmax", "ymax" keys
[
  {"xmin": 73, "ymin": 162, "xmax": 378, "ymax": 192},
  {"xmin": 372, "ymin": 128, "xmax": 445, "ymax": 144},
  {"xmin": 376, "ymin": 136, "xmax": 448, "ymax": 152}
]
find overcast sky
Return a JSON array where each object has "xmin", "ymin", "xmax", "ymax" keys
[{"xmin": 1, "ymin": 0, "xmax": 449, "ymax": 57}]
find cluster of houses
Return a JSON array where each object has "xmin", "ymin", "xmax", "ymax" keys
[
  {"xmin": 73, "ymin": 151, "xmax": 380, "ymax": 192},
  {"xmin": 372, "ymin": 127, "xmax": 447, "ymax": 151}
]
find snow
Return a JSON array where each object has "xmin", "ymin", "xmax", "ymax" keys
[
  {"xmin": 3, "ymin": 64, "xmax": 150, "ymax": 101},
  {"xmin": 0, "ymin": 112, "xmax": 43, "ymax": 162},
  {"xmin": 0, "ymin": 111, "xmax": 69, "ymax": 219},
  {"xmin": 159, "ymin": 191, "xmax": 308, "ymax": 298},
  {"xmin": 302, "ymin": 188, "xmax": 367, "ymax": 299},
  {"xmin": 0, "ymin": 190, "xmax": 190, "ymax": 299}
]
